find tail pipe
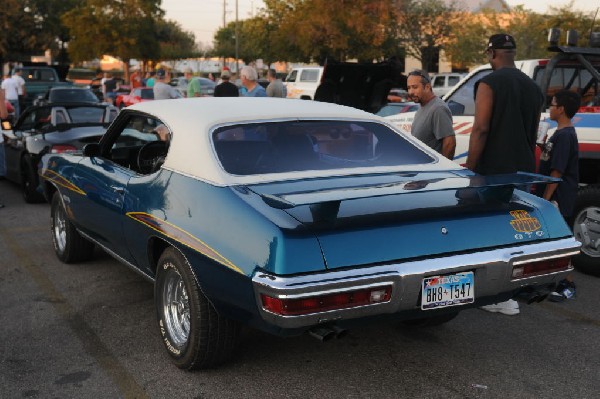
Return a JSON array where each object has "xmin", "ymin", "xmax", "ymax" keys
[{"xmin": 308, "ymin": 325, "xmax": 348, "ymax": 342}]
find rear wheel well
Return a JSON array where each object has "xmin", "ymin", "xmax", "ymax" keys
[{"xmin": 579, "ymin": 158, "xmax": 600, "ymax": 185}]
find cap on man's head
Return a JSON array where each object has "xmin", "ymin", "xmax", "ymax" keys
[
  {"xmin": 156, "ymin": 68, "xmax": 166, "ymax": 78},
  {"xmin": 487, "ymin": 33, "xmax": 516, "ymax": 50},
  {"xmin": 221, "ymin": 69, "xmax": 231, "ymax": 78},
  {"xmin": 183, "ymin": 67, "xmax": 193, "ymax": 74}
]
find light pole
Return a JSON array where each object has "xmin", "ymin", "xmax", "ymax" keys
[{"xmin": 235, "ymin": 0, "xmax": 239, "ymax": 74}]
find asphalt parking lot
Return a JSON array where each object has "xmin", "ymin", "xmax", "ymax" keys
[{"xmin": 1, "ymin": 179, "xmax": 599, "ymax": 399}]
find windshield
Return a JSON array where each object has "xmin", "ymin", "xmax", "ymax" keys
[
  {"xmin": 50, "ymin": 89, "xmax": 98, "ymax": 103},
  {"xmin": 213, "ymin": 120, "xmax": 434, "ymax": 175},
  {"xmin": 66, "ymin": 106, "xmax": 110, "ymax": 123}
]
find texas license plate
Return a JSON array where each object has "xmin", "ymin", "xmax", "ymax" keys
[{"xmin": 421, "ymin": 272, "xmax": 475, "ymax": 310}]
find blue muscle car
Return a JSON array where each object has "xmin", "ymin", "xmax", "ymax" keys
[{"xmin": 40, "ymin": 97, "xmax": 580, "ymax": 370}]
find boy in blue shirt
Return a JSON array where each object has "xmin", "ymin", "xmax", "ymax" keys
[{"xmin": 538, "ymin": 89, "xmax": 580, "ymax": 301}]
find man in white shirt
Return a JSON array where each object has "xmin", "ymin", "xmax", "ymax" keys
[
  {"xmin": 12, "ymin": 68, "xmax": 26, "ymax": 113},
  {"xmin": 1, "ymin": 75, "xmax": 20, "ymax": 117}
]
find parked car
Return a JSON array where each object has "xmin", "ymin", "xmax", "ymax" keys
[
  {"xmin": 314, "ymin": 59, "xmax": 406, "ymax": 114},
  {"xmin": 14, "ymin": 66, "xmax": 73, "ymax": 109},
  {"xmin": 170, "ymin": 76, "xmax": 216, "ymax": 97},
  {"xmin": 2, "ymin": 102, "xmax": 118, "ymax": 202},
  {"xmin": 285, "ymin": 66, "xmax": 323, "ymax": 99},
  {"xmin": 89, "ymin": 77, "xmax": 129, "ymax": 101},
  {"xmin": 430, "ymin": 72, "xmax": 466, "ymax": 97},
  {"xmin": 39, "ymin": 98, "xmax": 579, "ymax": 370},
  {"xmin": 115, "ymin": 87, "xmax": 154, "ymax": 109},
  {"xmin": 375, "ymin": 101, "xmax": 420, "ymax": 117},
  {"xmin": 387, "ymin": 88, "xmax": 410, "ymax": 103},
  {"xmin": 33, "ymin": 86, "xmax": 100, "ymax": 106}
]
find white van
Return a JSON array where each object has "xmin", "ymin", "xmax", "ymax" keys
[
  {"xmin": 285, "ymin": 66, "xmax": 323, "ymax": 100},
  {"xmin": 430, "ymin": 72, "xmax": 466, "ymax": 97}
]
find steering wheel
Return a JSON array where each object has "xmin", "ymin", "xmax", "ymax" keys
[{"xmin": 137, "ymin": 141, "xmax": 168, "ymax": 174}]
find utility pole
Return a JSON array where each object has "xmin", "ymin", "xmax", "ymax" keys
[
  {"xmin": 235, "ymin": 0, "xmax": 239, "ymax": 75},
  {"xmin": 223, "ymin": 0, "xmax": 227, "ymax": 70}
]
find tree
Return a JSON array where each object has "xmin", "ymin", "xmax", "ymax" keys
[
  {"xmin": 396, "ymin": 0, "xmax": 460, "ymax": 71},
  {"xmin": 62, "ymin": 0, "xmax": 164, "ymax": 78},
  {"xmin": 156, "ymin": 19, "xmax": 199, "ymax": 70}
]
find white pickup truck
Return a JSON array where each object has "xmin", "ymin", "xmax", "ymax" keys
[{"xmin": 385, "ymin": 42, "xmax": 600, "ymax": 275}]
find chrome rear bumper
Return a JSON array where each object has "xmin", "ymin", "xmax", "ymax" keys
[{"xmin": 252, "ymin": 237, "xmax": 580, "ymax": 328}]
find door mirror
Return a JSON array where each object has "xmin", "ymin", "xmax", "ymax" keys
[{"xmin": 83, "ymin": 143, "xmax": 100, "ymax": 157}]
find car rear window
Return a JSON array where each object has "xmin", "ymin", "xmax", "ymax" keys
[{"xmin": 213, "ymin": 120, "xmax": 434, "ymax": 175}]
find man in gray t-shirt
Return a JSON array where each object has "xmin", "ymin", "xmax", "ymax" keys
[
  {"xmin": 153, "ymin": 68, "xmax": 181, "ymax": 100},
  {"xmin": 407, "ymin": 70, "xmax": 455, "ymax": 159}
]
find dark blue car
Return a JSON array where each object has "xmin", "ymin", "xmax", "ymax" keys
[{"xmin": 39, "ymin": 98, "xmax": 579, "ymax": 369}]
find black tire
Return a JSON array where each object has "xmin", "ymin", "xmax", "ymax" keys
[
  {"xmin": 50, "ymin": 191, "xmax": 95, "ymax": 263},
  {"xmin": 571, "ymin": 186, "xmax": 600, "ymax": 276},
  {"xmin": 155, "ymin": 248, "xmax": 240, "ymax": 370},
  {"xmin": 20, "ymin": 155, "xmax": 45, "ymax": 203},
  {"xmin": 400, "ymin": 312, "xmax": 459, "ymax": 328}
]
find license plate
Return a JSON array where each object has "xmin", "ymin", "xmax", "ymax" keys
[{"xmin": 421, "ymin": 272, "xmax": 475, "ymax": 310}]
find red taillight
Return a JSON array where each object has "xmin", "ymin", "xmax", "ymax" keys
[
  {"xmin": 512, "ymin": 256, "xmax": 571, "ymax": 279},
  {"xmin": 261, "ymin": 286, "xmax": 392, "ymax": 316},
  {"xmin": 50, "ymin": 144, "xmax": 77, "ymax": 154}
]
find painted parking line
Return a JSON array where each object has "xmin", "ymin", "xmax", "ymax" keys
[{"xmin": 0, "ymin": 226, "xmax": 149, "ymax": 399}]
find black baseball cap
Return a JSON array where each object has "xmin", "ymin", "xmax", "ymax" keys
[{"xmin": 487, "ymin": 33, "xmax": 516, "ymax": 50}]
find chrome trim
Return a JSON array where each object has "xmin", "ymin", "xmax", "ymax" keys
[
  {"xmin": 251, "ymin": 237, "xmax": 580, "ymax": 328},
  {"xmin": 78, "ymin": 230, "xmax": 155, "ymax": 283}
]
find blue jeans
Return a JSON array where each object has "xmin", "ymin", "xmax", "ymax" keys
[
  {"xmin": 0, "ymin": 144, "xmax": 6, "ymax": 177},
  {"xmin": 9, "ymin": 99, "xmax": 20, "ymax": 119}
]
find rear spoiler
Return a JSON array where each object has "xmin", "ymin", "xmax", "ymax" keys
[{"xmin": 256, "ymin": 172, "xmax": 560, "ymax": 210}]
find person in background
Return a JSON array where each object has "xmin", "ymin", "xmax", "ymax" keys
[
  {"xmin": 240, "ymin": 66, "xmax": 266, "ymax": 97},
  {"xmin": 266, "ymin": 69, "xmax": 287, "ymax": 98},
  {"xmin": 130, "ymin": 66, "xmax": 142, "ymax": 89},
  {"xmin": 1, "ymin": 74, "xmax": 20, "ymax": 118},
  {"xmin": 537, "ymin": 90, "xmax": 580, "ymax": 302},
  {"xmin": 187, "ymin": 73, "xmax": 204, "ymax": 98},
  {"xmin": 0, "ymin": 88, "xmax": 8, "ymax": 207},
  {"xmin": 102, "ymin": 73, "xmax": 119, "ymax": 104},
  {"xmin": 467, "ymin": 33, "xmax": 544, "ymax": 316},
  {"xmin": 153, "ymin": 69, "xmax": 180, "ymax": 100},
  {"xmin": 146, "ymin": 71, "xmax": 156, "ymax": 88},
  {"xmin": 407, "ymin": 69, "xmax": 455, "ymax": 159},
  {"xmin": 12, "ymin": 68, "xmax": 26, "ymax": 113},
  {"xmin": 214, "ymin": 69, "xmax": 239, "ymax": 97}
]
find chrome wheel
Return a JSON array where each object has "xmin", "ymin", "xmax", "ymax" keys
[
  {"xmin": 162, "ymin": 266, "xmax": 190, "ymax": 347},
  {"xmin": 573, "ymin": 206, "xmax": 600, "ymax": 257},
  {"xmin": 53, "ymin": 201, "xmax": 67, "ymax": 253}
]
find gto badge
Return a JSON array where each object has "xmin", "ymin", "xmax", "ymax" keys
[
  {"xmin": 441, "ymin": 227, "xmax": 448, "ymax": 235},
  {"xmin": 509, "ymin": 210, "xmax": 541, "ymax": 233}
]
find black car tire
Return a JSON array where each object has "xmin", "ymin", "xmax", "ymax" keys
[
  {"xmin": 155, "ymin": 247, "xmax": 240, "ymax": 370},
  {"xmin": 20, "ymin": 154, "xmax": 45, "ymax": 203},
  {"xmin": 571, "ymin": 186, "xmax": 600, "ymax": 276},
  {"xmin": 400, "ymin": 311, "xmax": 459, "ymax": 328},
  {"xmin": 50, "ymin": 191, "xmax": 95, "ymax": 263}
]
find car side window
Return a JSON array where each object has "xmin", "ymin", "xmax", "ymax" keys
[
  {"xmin": 286, "ymin": 70, "xmax": 298, "ymax": 83},
  {"xmin": 432, "ymin": 76, "xmax": 445, "ymax": 88},
  {"xmin": 445, "ymin": 69, "xmax": 493, "ymax": 116},
  {"xmin": 105, "ymin": 114, "xmax": 169, "ymax": 174},
  {"xmin": 300, "ymin": 69, "xmax": 320, "ymax": 82}
]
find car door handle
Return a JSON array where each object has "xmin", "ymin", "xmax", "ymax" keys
[{"xmin": 110, "ymin": 186, "xmax": 125, "ymax": 195}]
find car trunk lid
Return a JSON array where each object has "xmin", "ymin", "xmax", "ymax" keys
[{"xmin": 247, "ymin": 170, "xmax": 562, "ymax": 270}]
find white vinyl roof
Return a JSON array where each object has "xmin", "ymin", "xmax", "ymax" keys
[{"xmin": 128, "ymin": 97, "xmax": 459, "ymax": 185}]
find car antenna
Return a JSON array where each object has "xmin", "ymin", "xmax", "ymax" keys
[{"xmin": 588, "ymin": 8, "xmax": 599, "ymax": 45}]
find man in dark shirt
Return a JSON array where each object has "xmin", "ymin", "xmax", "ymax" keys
[
  {"xmin": 214, "ymin": 70, "xmax": 239, "ymax": 97},
  {"xmin": 468, "ymin": 33, "xmax": 543, "ymax": 316},
  {"xmin": 466, "ymin": 34, "xmax": 543, "ymax": 175}
]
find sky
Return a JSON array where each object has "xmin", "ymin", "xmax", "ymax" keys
[{"xmin": 160, "ymin": 0, "xmax": 599, "ymax": 47}]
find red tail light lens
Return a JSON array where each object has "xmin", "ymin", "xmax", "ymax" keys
[
  {"xmin": 50, "ymin": 144, "xmax": 78, "ymax": 154},
  {"xmin": 261, "ymin": 286, "xmax": 392, "ymax": 316},
  {"xmin": 512, "ymin": 256, "xmax": 571, "ymax": 279}
]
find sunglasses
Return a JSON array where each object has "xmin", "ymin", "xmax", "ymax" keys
[{"xmin": 408, "ymin": 70, "xmax": 430, "ymax": 84}]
